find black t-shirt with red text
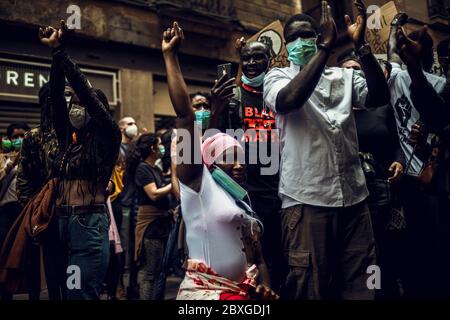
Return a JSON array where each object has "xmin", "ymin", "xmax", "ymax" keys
[{"xmin": 228, "ymin": 84, "xmax": 279, "ymax": 200}]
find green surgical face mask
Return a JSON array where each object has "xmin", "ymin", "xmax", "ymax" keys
[
  {"xmin": 2, "ymin": 139, "xmax": 13, "ymax": 151},
  {"xmin": 211, "ymin": 165, "xmax": 247, "ymax": 201},
  {"xmin": 12, "ymin": 138, "xmax": 23, "ymax": 151},
  {"xmin": 286, "ymin": 37, "xmax": 318, "ymax": 66},
  {"xmin": 241, "ymin": 72, "xmax": 266, "ymax": 88},
  {"xmin": 195, "ymin": 110, "xmax": 211, "ymax": 129}
]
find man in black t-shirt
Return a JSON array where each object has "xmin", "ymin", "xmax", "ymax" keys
[{"xmin": 219, "ymin": 40, "xmax": 283, "ymax": 291}]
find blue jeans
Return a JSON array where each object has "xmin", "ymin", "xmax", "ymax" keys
[{"xmin": 43, "ymin": 212, "xmax": 109, "ymax": 300}]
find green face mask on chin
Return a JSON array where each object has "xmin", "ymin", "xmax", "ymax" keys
[
  {"xmin": 195, "ymin": 110, "xmax": 211, "ymax": 130},
  {"xmin": 241, "ymin": 72, "xmax": 266, "ymax": 88},
  {"xmin": 211, "ymin": 165, "xmax": 247, "ymax": 201},
  {"xmin": 286, "ymin": 37, "xmax": 318, "ymax": 66}
]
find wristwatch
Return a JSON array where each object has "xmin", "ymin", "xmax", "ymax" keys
[{"xmin": 355, "ymin": 43, "xmax": 371, "ymax": 58}]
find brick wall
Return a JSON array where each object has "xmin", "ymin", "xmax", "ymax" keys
[{"xmin": 234, "ymin": 0, "xmax": 300, "ymax": 31}]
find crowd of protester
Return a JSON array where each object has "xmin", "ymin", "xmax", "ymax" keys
[{"xmin": 0, "ymin": 0, "xmax": 449, "ymax": 300}]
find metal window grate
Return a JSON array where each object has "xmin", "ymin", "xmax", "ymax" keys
[{"xmin": 0, "ymin": 103, "xmax": 40, "ymax": 136}]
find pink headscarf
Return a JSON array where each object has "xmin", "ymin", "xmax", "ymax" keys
[{"xmin": 201, "ymin": 133, "xmax": 243, "ymax": 168}]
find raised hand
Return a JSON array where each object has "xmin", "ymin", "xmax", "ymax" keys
[
  {"xmin": 162, "ymin": 21, "xmax": 184, "ymax": 54},
  {"xmin": 57, "ymin": 19, "xmax": 72, "ymax": 45},
  {"xmin": 396, "ymin": 26, "xmax": 428, "ymax": 69},
  {"xmin": 39, "ymin": 20, "xmax": 72, "ymax": 48},
  {"xmin": 345, "ymin": 0, "xmax": 367, "ymax": 48},
  {"xmin": 320, "ymin": 1, "xmax": 337, "ymax": 48},
  {"xmin": 39, "ymin": 26, "xmax": 60, "ymax": 48}
]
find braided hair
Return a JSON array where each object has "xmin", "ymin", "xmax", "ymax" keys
[
  {"xmin": 56, "ymin": 88, "xmax": 113, "ymax": 204},
  {"xmin": 38, "ymin": 82, "xmax": 52, "ymax": 134}
]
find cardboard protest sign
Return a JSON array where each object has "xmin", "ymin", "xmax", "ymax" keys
[
  {"xmin": 367, "ymin": 2, "xmax": 443, "ymax": 75},
  {"xmin": 249, "ymin": 20, "xmax": 289, "ymax": 69},
  {"xmin": 366, "ymin": 1, "xmax": 412, "ymax": 54}
]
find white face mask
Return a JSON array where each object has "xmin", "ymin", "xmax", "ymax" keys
[
  {"xmin": 69, "ymin": 104, "xmax": 91, "ymax": 129},
  {"xmin": 125, "ymin": 124, "xmax": 138, "ymax": 139}
]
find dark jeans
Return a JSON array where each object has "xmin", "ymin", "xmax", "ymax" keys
[
  {"xmin": 24, "ymin": 239, "xmax": 41, "ymax": 300},
  {"xmin": 281, "ymin": 200, "xmax": 376, "ymax": 300},
  {"xmin": 43, "ymin": 212, "xmax": 110, "ymax": 300},
  {"xmin": 398, "ymin": 176, "xmax": 450, "ymax": 298},
  {"xmin": 105, "ymin": 243, "xmax": 121, "ymax": 299},
  {"xmin": 368, "ymin": 203, "xmax": 406, "ymax": 299},
  {"xmin": 0, "ymin": 202, "xmax": 21, "ymax": 249},
  {"xmin": 140, "ymin": 237, "xmax": 165, "ymax": 300}
]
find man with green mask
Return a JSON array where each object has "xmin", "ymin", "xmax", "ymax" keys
[
  {"xmin": 4, "ymin": 122, "xmax": 29, "ymax": 154},
  {"xmin": 264, "ymin": 0, "xmax": 390, "ymax": 299},
  {"xmin": 190, "ymin": 92, "xmax": 212, "ymax": 130}
]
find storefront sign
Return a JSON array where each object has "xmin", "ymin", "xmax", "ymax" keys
[{"xmin": 0, "ymin": 57, "xmax": 118, "ymax": 106}]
